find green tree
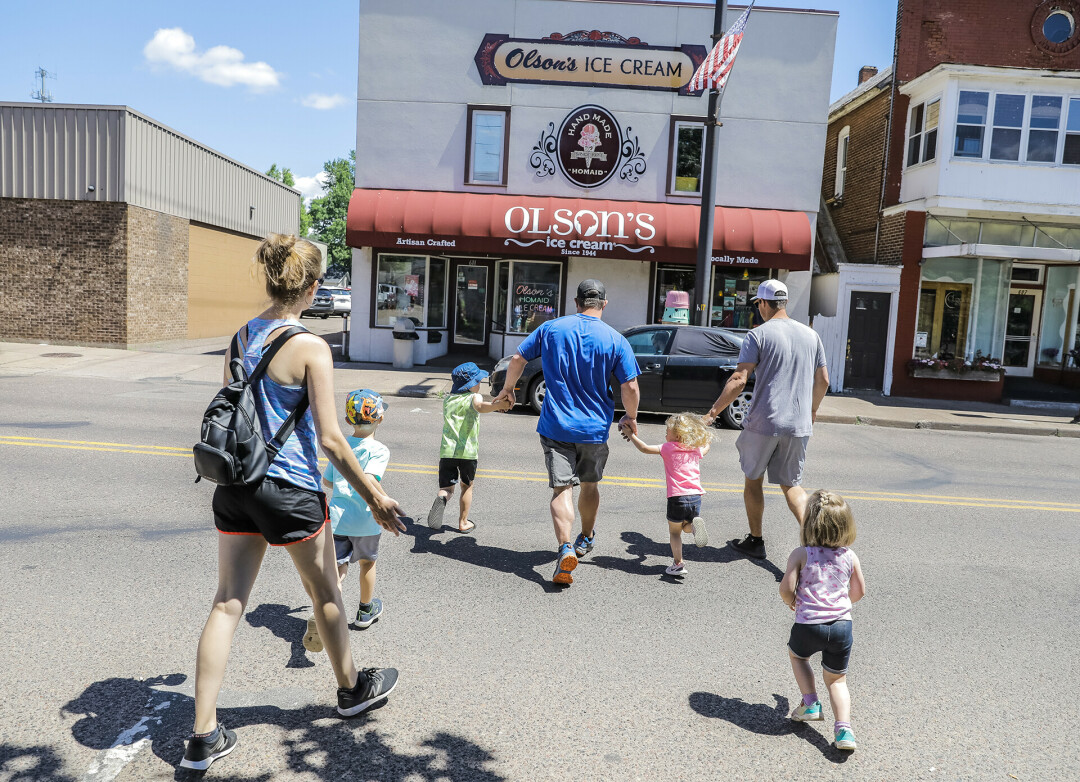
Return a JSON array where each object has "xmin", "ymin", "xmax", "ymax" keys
[
  {"xmin": 265, "ymin": 163, "xmax": 312, "ymax": 236},
  {"xmin": 307, "ymin": 150, "xmax": 355, "ymax": 275}
]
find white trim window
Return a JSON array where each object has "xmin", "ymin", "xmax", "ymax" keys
[
  {"xmin": 1065, "ymin": 98, "xmax": 1080, "ymax": 165},
  {"xmin": 989, "ymin": 93, "xmax": 1025, "ymax": 161},
  {"xmin": 671, "ymin": 120, "xmax": 705, "ymax": 194},
  {"xmin": 835, "ymin": 125, "xmax": 850, "ymax": 196},
  {"xmin": 906, "ymin": 99, "xmax": 939, "ymax": 167},
  {"xmin": 468, "ymin": 109, "xmax": 508, "ymax": 184},
  {"xmin": 954, "ymin": 90, "xmax": 989, "ymax": 158},
  {"xmin": 374, "ymin": 254, "xmax": 447, "ymax": 327},
  {"xmin": 955, "ymin": 90, "xmax": 1076, "ymax": 164},
  {"xmin": 1027, "ymin": 95, "xmax": 1063, "ymax": 162}
]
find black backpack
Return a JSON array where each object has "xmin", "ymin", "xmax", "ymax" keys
[{"xmin": 193, "ymin": 326, "xmax": 311, "ymax": 486}]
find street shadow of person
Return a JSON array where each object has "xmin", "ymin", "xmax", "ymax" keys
[
  {"xmin": 245, "ymin": 603, "xmax": 315, "ymax": 669},
  {"xmin": 406, "ymin": 523, "xmax": 565, "ymax": 593},
  {"xmin": 584, "ymin": 531, "xmax": 785, "ymax": 582},
  {"xmin": 62, "ymin": 674, "xmax": 507, "ymax": 781},
  {"xmin": 688, "ymin": 692, "xmax": 849, "ymax": 763},
  {"xmin": 0, "ymin": 743, "xmax": 77, "ymax": 781}
]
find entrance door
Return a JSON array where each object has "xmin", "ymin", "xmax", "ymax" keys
[
  {"xmin": 451, "ymin": 262, "xmax": 490, "ymax": 353},
  {"xmin": 845, "ymin": 291, "xmax": 891, "ymax": 390},
  {"xmin": 1003, "ymin": 288, "xmax": 1043, "ymax": 376}
]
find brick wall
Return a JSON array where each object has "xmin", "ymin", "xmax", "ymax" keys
[
  {"xmin": 0, "ymin": 198, "xmax": 129, "ymax": 345},
  {"xmin": 126, "ymin": 205, "xmax": 189, "ymax": 344},
  {"xmin": 824, "ymin": 88, "xmax": 892, "ymax": 263},
  {"xmin": 877, "ymin": 212, "xmax": 907, "ymax": 265}
]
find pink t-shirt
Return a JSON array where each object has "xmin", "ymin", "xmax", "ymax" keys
[
  {"xmin": 795, "ymin": 546, "xmax": 855, "ymax": 624},
  {"xmin": 659, "ymin": 441, "xmax": 704, "ymax": 498}
]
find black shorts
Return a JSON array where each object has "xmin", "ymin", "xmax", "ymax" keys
[
  {"xmin": 438, "ymin": 458, "xmax": 477, "ymax": 487},
  {"xmin": 666, "ymin": 494, "xmax": 702, "ymax": 523},
  {"xmin": 213, "ymin": 476, "xmax": 328, "ymax": 546},
  {"xmin": 788, "ymin": 620, "xmax": 853, "ymax": 674}
]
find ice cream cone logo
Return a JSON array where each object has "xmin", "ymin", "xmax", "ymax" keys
[{"xmin": 573, "ymin": 123, "xmax": 605, "ymax": 169}]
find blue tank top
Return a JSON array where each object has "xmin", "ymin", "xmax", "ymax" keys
[{"xmin": 241, "ymin": 318, "xmax": 321, "ymax": 492}]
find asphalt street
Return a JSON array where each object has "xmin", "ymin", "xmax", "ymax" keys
[{"xmin": 1, "ymin": 371, "xmax": 1078, "ymax": 781}]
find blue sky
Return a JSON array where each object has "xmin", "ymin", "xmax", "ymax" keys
[{"xmin": 2, "ymin": 0, "xmax": 896, "ymax": 200}]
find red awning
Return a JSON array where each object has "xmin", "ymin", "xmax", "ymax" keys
[{"xmin": 346, "ymin": 189, "xmax": 811, "ymax": 270}]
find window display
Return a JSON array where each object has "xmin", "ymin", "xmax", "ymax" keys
[
  {"xmin": 375, "ymin": 255, "xmax": 446, "ymax": 327},
  {"xmin": 651, "ymin": 265, "xmax": 696, "ymax": 323},
  {"xmin": 710, "ymin": 270, "xmax": 770, "ymax": 328},
  {"xmin": 493, "ymin": 260, "xmax": 562, "ymax": 334}
]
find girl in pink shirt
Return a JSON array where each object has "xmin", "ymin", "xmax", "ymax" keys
[{"xmin": 620, "ymin": 413, "xmax": 713, "ymax": 577}]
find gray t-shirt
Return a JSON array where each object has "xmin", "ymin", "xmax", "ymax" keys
[{"xmin": 737, "ymin": 318, "xmax": 827, "ymax": 437}]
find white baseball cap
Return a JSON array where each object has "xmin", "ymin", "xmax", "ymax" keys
[{"xmin": 751, "ymin": 279, "xmax": 788, "ymax": 302}]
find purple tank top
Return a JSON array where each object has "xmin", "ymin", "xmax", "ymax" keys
[{"xmin": 795, "ymin": 546, "xmax": 855, "ymax": 624}]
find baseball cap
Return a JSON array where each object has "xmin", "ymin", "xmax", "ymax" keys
[
  {"xmin": 576, "ymin": 279, "xmax": 607, "ymax": 301},
  {"xmin": 345, "ymin": 388, "xmax": 388, "ymax": 425},
  {"xmin": 751, "ymin": 279, "xmax": 788, "ymax": 302}
]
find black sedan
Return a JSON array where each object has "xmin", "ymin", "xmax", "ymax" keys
[{"xmin": 488, "ymin": 324, "xmax": 754, "ymax": 429}]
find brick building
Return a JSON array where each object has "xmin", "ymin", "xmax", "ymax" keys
[
  {"xmin": 0, "ymin": 103, "xmax": 301, "ymax": 347},
  {"xmin": 813, "ymin": 1, "xmax": 1080, "ymax": 401}
]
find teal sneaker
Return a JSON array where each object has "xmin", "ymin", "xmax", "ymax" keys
[
  {"xmin": 552, "ymin": 543, "xmax": 578, "ymax": 585},
  {"xmin": 791, "ymin": 700, "xmax": 823, "ymax": 722},
  {"xmin": 573, "ymin": 531, "xmax": 595, "ymax": 558},
  {"xmin": 834, "ymin": 726, "xmax": 856, "ymax": 751}
]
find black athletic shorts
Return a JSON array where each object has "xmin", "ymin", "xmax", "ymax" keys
[
  {"xmin": 213, "ymin": 476, "xmax": 328, "ymax": 546},
  {"xmin": 438, "ymin": 458, "xmax": 477, "ymax": 487}
]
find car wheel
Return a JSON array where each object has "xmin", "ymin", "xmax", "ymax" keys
[
  {"xmin": 720, "ymin": 390, "xmax": 752, "ymax": 429},
  {"xmin": 320, "ymin": 314, "xmax": 329, "ymax": 319},
  {"xmin": 528, "ymin": 375, "xmax": 546, "ymax": 414}
]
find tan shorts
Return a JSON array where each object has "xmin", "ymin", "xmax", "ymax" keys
[{"xmin": 736, "ymin": 430, "xmax": 809, "ymax": 486}]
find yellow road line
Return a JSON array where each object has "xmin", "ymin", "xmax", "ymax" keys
[{"xmin": 1, "ymin": 434, "xmax": 1076, "ymax": 512}]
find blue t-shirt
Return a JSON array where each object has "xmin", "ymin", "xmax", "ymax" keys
[
  {"xmin": 517, "ymin": 314, "xmax": 640, "ymax": 444},
  {"xmin": 323, "ymin": 436, "xmax": 389, "ymax": 537}
]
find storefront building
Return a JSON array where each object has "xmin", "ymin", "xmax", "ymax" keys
[{"xmin": 346, "ymin": 0, "xmax": 837, "ymax": 364}]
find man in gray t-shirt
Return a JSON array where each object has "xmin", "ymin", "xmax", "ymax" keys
[{"xmin": 704, "ymin": 279, "xmax": 829, "ymax": 561}]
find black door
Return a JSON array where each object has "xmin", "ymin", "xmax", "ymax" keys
[{"xmin": 845, "ymin": 291, "xmax": 891, "ymax": 391}]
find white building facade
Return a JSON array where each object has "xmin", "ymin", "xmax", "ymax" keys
[{"xmin": 347, "ymin": 0, "xmax": 837, "ymax": 364}]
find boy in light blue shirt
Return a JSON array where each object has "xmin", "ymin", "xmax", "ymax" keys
[{"xmin": 316, "ymin": 389, "xmax": 391, "ymax": 639}]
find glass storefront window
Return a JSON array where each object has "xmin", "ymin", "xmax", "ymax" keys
[
  {"xmin": 916, "ymin": 258, "xmax": 979, "ymax": 359},
  {"xmin": 651, "ymin": 265, "xmax": 697, "ymax": 323},
  {"xmin": 492, "ymin": 261, "xmax": 562, "ymax": 334},
  {"xmin": 375, "ymin": 255, "xmax": 447, "ymax": 327},
  {"xmin": 493, "ymin": 262, "xmax": 510, "ymax": 332},
  {"xmin": 1038, "ymin": 265, "xmax": 1078, "ymax": 367},
  {"xmin": 709, "ymin": 270, "xmax": 770, "ymax": 329}
]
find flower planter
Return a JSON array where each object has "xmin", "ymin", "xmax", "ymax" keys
[{"xmin": 909, "ymin": 367, "xmax": 1003, "ymax": 382}]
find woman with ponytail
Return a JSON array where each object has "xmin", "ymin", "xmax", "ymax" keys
[{"xmin": 180, "ymin": 234, "xmax": 407, "ymax": 772}]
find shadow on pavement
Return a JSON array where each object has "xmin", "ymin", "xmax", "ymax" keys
[
  {"xmin": 0, "ymin": 743, "xmax": 77, "ymax": 781},
  {"xmin": 245, "ymin": 603, "xmax": 316, "ymax": 669},
  {"xmin": 61, "ymin": 674, "xmax": 506, "ymax": 781},
  {"xmin": 688, "ymin": 692, "xmax": 849, "ymax": 764},
  {"xmin": 406, "ymin": 524, "xmax": 564, "ymax": 593},
  {"xmin": 584, "ymin": 531, "xmax": 785, "ymax": 582}
]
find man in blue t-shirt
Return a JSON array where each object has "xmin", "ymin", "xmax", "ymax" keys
[{"xmin": 495, "ymin": 279, "xmax": 640, "ymax": 586}]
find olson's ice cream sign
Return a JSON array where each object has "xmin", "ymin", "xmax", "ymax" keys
[{"xmin": 503, "ymin": 204, "xmax": 656, "ymax": 257}]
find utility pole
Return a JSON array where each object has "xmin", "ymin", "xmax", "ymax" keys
[
  {"xmin": 31, "ymin": 67, "xmax": 55, "ymax": 103},
  {"xmin": 692, "ymin": 1, "xmax": 727, "ymax": 326}
]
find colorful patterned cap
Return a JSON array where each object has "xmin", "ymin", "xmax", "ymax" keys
[{"xmin": 345, "ymin": 388, "xmax": 388, "ymax": 425}]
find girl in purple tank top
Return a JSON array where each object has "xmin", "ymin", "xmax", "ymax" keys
[{"xmin": 779, "ymin": 490, "xmax": 866, "ymax": 752}]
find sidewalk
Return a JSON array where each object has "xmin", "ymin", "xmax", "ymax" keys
[{"xmin": 2, "ymin": 339, "xmax": 1078, "ymax": 437}]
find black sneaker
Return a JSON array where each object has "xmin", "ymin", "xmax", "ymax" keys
[
  {"xmin": 337, "ymin": 667, "xmax": 399, "ymax": 717},
  {"xmin": 729, "ymin": 534, "xmax": 766, "ymax": 560},
  {"xmin": 179, "ymin": 723, "xmax": 238, "ymax": 771}
]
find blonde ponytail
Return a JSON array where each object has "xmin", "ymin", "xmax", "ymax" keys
[{"xmin": 254, "ymin": 233, "xmax": 324, "ymax": 306}]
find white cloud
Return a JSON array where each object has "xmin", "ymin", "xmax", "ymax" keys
[
  {"xmin": 301, "ymin": 93, "xmax": 347, "ymax": 110},
  {"xmin": 144, "ymin": 28, "xmax": 281, "ymax": 91},
  {"xmin": 294, "ymin": 172, "xmax": 328, "ymax": 202}
]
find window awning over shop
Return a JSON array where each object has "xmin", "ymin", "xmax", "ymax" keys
[{"xmin": 346, "ymin": 189, "xmax": 811, "ymax": 270}]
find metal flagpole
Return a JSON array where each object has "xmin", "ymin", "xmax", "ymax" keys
[{"xmin": 692, "ymin": 0, "xmax": 728, "ymax": 327}]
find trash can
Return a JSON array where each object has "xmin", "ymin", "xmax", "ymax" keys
[{"xmin": 392, "ymin": 318, "xmax": 419, "ymax": 368}]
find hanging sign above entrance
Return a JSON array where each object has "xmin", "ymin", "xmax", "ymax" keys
[
  {"xmin": 474, "ymin": 31, "xmax": 708, "ymax": 95},
  {"xmin": 531, "ymin": 105, "xmax": 647, "ymax": 187}
]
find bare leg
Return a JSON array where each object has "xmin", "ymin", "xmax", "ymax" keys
[
  {"xmin": 578, "ymin": 482, "xmax": 599, "ymax": 538},
  {"xmin": 286, "ymin": 528, "xmax": 358, "ymax": 690},
  {"xmin": 667, "ymin": 520, "xmax": 684, "ymax": 564},
  {"xmin": 781, "ymin": 484, "xmax": 808, "ymax": 525},
  {"xmin": 823, "ymin": 670, "xmax": 851, "ymax": 724},
  {"xmin": 439, "ymin": 485, "xmax": 456, "ymax": 500},
  {"xmin": 744, "ymin": 476, "xmax": 765, "ymax": 537},
  {"xmin": 193, "ymin": 534, "xmax": 268, "ymax": 734},
  {"xmin": 337, "ymin": 562, "xmax": 348, "ymax": 591},
  {"xmin": 357, "ymin": 559, "xmax": 376, "ymax": 604},
  {"xmin": 551, "ymin": 485, "xmax": 575, "ymax": 544},
  {"xmin": 788, "ymin": 650, "xmax": 817, "ymax": 699},
  {"xmin": 457, "ymin": 481, "xmax": 474, "ymax": 530}
]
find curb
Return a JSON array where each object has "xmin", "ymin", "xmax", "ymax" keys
[{"xmin": 817, "ymin": 413, "xmax": 1080, "ymax": 438}]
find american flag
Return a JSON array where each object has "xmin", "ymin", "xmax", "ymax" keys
[{"xmin": 687, "ymin": 2, "xmax": 755, "ymax": 93}]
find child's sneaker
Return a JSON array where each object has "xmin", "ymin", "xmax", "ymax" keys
[
  {"xmin": 665, "ymin": 562, "xmax": 687, "ymax": 577},
  {"xmin": 691, "ymin": 516, "xmax": 708, "ymax": 547},
  {"xmin": 834, "ymin": 726, "xmax": 857, "ymax": 751},
  {"xmin": 355, "ymin": 598, "xmax": 383, "ymax": 629},
  {"xmin": 427, "ymin": 496, "xmax": 447, "ymax": 530},
  {"xmin": 179, "ymin": 724, "xmax": 238, "ymax": 770},
  {"xmin": 552, "ymin": 543, "xmax": 578, "ymax": 584},
  {"xmin": 573, "ymin": 531, "xmax": 595, "ymax": 557},
  {"xmin": 791, "ymin": 700, "xmax": 823, "ymax": 721},
  {"xmin": 302, "ymin": 615, "xmax": 323, "ymax": 653}
]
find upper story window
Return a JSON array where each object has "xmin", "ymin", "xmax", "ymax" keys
[
  {"xmin": 990, "ymin": 94, "xmax": 1024, "ymax": 160},
  {"xmin": 465, "ymin": 106, "xmax": 509, "ymax": 185},
  {"xmin": 1028, "ymin": 95, "xmax": 1063, "ymax": 162},
  {"xmin": 906, "ymin": 99, "xmax": 939, "ymax": 167},
  {"xmin": 835, "ymin": 126, "xmax": 850, "ymax": 196},
  {"xmin": 954, "ymin": 91, "xmax": 988, "ymax": 157},
  {"xmin": 954, "ymin": 90, "xmax": 1078, "ymax": 165},
  {"xmin": 1065, "ymin": 98, "xmax": 1080, "ymax": 164},
  {"xmin": 669, "ymin": 118, "xmax": 704, "ymax": 194}
]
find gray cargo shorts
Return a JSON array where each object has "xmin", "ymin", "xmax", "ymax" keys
[
  {"xmin": 736, "ymin": 429, "xmax": 809, "ymax": 486},
  {"xmin": 540, "ymin": 435, "xmax": 609, "ymax": 488}
]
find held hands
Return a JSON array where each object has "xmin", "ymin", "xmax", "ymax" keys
[
  {"xmin": 492, "ymin": 388, "xmax": 516, "ymax": 412},
  {"xmin": 371, "ymin": 494, "xmax": 408, "ymax": 535},
  {"xmin": 617, "ymin": 415, "xmax": 637, "ymax": 440}
]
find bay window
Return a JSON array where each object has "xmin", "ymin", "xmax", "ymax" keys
[
  {"xmin": 955, "ymin": 91, "xmax": 988, "ymax": 158},
  {"xmin": 906, "ymin": 100, "xmax": 938, "ymax": 167},
  {"xmin": 1028, "ymin": 95, "xmax": 1063, "ymax": 162}
]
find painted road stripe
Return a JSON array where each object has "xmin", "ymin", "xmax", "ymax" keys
[{"xmin": 1, "ymin": 434, "xmax": 1077, "ymax": 513}]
